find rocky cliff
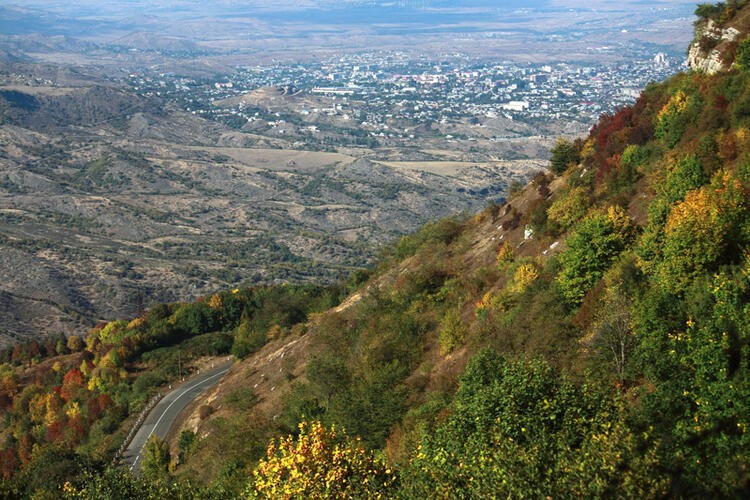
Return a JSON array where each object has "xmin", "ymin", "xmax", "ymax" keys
[{"xmin": 688, "ymin": 2, "xmax": 750, "ymax": 74}]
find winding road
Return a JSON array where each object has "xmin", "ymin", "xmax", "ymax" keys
[{"xmin": 122, "ymin": 360, "xmax": 232, "ymax": 473}]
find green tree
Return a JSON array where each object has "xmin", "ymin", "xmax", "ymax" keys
[
  {"xmin": 141, "ymin": 436, "xmax": 171, "ymax": 482},
  {"xmin": 402, "ymin": 350, "xmax": 667, "ymax": 498},
  {"xmin": 695, "ymin": 3, "xmax": 725, "ymax": 20},
  {"xmin": 178, "ymin": 430, "xmax": 197, "ymax": 463},
  {"xmin": 549, "ymin": 138, "xmax": 580, "ymax": 174},
  {"xmin": 737, "ymin": 37, "xmax": 750, "ymax": 70},
  {"xmin": 557, "ymin": 207, "xmax": 637, "ymax": 304},
  {"xmin": 636, "ymin": 269, "xmax": 750, "ymax": 496}
]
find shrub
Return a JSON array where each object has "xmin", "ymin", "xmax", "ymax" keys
[
  {"xmin": 438, "ymin": 309, "xmax": 465, "ymax": 355},
  {"xmin": 249, "ymin": 421, "xmax": 396, "ymax": 498}
]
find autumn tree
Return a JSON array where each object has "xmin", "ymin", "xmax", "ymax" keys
[
  {"xmin": 249, "ymin": 421, "xmax": 396, "ymax": 499},
  {"xmin": 67, "ymin": 335, "xmax": 84, "ymax": 353}
]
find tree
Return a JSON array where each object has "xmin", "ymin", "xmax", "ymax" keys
[
  {"xmin": 550, "ymin": 138, "xmax": 580, "ymax": 174},
  {"xmin": 657, "ymin": 172, "xmax": 748, "ymax": 291},
  {"xmin": 588, "ymin": 281, "xmax": 637, "ymax": 384},
  {"xmin": 231, "ymin": 318, "xmax": 266, "ymax": 359},
  {"xmin": 402, "ymin": 350, "xmax": 667, "ymax": 498},
  {"xmin": 178, "ymin": 430, "xmax": 197, "ymax": 463},
  {"xmin": 496, "ymin": 242, "xmax": 514, "ymax": 269},
  {"xmin": 141, "ymin": 436, "xmax": 171, "ymax": 481},
  {"xmin": 661, "ymin": 155, "xmax": 706, "ymax": 205},
  {"xmin": 67, "ymin": 335, "xmax": 84, "ymax": 353},
  {"xmin": 249, "ymin": 421, "xmax": 396, "ymax": 499},
  {"xmin": 735, "ymin": 37, "xmax": 750, "ymax": 70},
  {"xmin": 546, "ymin": 187, "xmax": 590, "ymax": 231},
  {"xmin": 438, "ymin": 309, "xmax": 465, "ymax": 355},
  {"xmin": 557, "ymin": 207, "xmax": 637, "ymax": 304},
  {"xmin": 635, "ymin": 269, "xmax": 750, "ymax": 496},
  {"xmin": 695, "ymin": 3, "xmax": 725, "ymax": 21}
]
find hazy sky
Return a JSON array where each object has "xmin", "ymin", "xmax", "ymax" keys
[{"xmin": 4, "ymin": 0, "xmax": 699, "ymax": 15}]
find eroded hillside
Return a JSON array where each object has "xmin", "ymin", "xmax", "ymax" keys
[{"xmin": 0, "ymin": 75, "xmax": 533, "ymax": 345}]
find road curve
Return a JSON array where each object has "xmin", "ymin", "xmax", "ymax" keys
[{"xmin": 122, "ymin": 360, "xmax": 232, "ymax": 473}]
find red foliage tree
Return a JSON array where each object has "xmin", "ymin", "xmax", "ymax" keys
[
  {"xmin": 61, "ymin": 368, "xmax": 84, "ymax": 402},
  {"xmin": 66, "ymin": 414, "xmax": 87, "ymax": 445},
  {"xmin": 46, "ymin": 421, "xmax": 67, "ymax": 443}
]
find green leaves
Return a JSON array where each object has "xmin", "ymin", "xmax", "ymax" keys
[
  {"xmin": 557, "ymin": 207, "xmax": 637, "ymax": 305},
  {"xmin": 550, "ymin": 137, "xmax": 580, "ymax": 175},
  {"xmin": 141, "ymin": 436, "xmax": 171, "ymax": 482},
  {"xmin": 403, "ymin": 350, "xmax": 666, "ymax": 498}
]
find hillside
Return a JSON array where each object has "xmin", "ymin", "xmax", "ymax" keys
[
  {"xmin": 2, "ymin": 1, "xmax": 750, "ymax": 498},
  {"xmin": 0, "ymin": 74, "xmax": 532, "ymax": 345}
]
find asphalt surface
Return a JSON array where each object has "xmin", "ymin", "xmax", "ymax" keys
[{"xmin": 122, "ymin": 360, "xmax": 233, "ymax": 473}]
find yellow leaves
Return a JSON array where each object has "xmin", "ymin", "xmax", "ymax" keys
[
  {"xmin": 547, "ymin": 187, "xmax": 590, "ymax": 230},
  {"xmin": 208, "ymin": 293, "xmax": 223, "ymax": 310},
  {"xmin": 657, "ymin": 90, "xmax": 688, "ymax": 120},
  {"xmin": 65, "ymin": 401, "xmax": 81, "ymax": 419},
  {"xmin": 251, "ymin": 421, "xmax": 395, "ymax": 498},
  {"xmin": 127, "ymin": 317, "xmax": 145, "ymax": 330},
  {"xmin": 496, "ymin": 242, "xmax": 515, "ymax": 269},
  {"xmin": 87, "ymin": 375, "xmax": 104, "ymax": 393},
  {"xmin": 511, "ymin": 263, "xmax": 539, "ymax": 293},
  {"xmin": 665, "ymin": 188, "xmax": 713, "ymax": 235},
  {"xmin": 475, "ymin": 292, "xmax": 492, "ymax": 318}
]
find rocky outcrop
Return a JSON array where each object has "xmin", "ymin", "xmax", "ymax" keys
[{"xmin": 687, "ymin": 19, "xmax": 741, "ymax": 74}]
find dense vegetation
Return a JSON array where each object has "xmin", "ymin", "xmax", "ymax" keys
[
  {"xmin": 3, "ymin": 2, "xmax": 750, "ymax": 497},
  {"xmin": 0, "ymin": 283, "xmax": 345, "ymax": 497}
]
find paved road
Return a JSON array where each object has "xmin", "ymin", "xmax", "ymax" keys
[{"xmin": 122, "ymin": 360, "xmax": 232, "ymax": 473}]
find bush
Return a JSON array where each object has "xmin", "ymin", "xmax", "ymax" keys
[
  {"xmin": 438, "ymin": 309, "xmax": 464, "ymax": 355},
  {"xmin": 249, "ymin": 421, "xmax": 396, "ymax": 498}
]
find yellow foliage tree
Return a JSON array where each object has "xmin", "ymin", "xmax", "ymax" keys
[
  {"xmin": 249, "ymin": 421, "xmax": 395, "ymax": 499},
  {"xmin": 208, "ymin": 293, "xmax": 223, "ymax": 310},
  {"xmin": 547, "ymin": 187, "xmax": 590, "ymax": 231},
  {"xmin": 512, "ymin": 262, "xmax": 540, "ymax": 293},
  {"xmin": 659, "ymin": 172, "xmax": 747, "ymax": 290},
  {"xmin": 496, "ymin": 242, "xmax": 515, "ymax": 269}
]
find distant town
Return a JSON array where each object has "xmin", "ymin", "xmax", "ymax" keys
[{"xmin": 126, "ymin": 50, "xmax": 685, "ymax": 148}]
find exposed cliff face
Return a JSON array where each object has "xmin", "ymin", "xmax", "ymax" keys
[
  {"xmin": 688, "ymin": 3, "xmax": 750, "ymax": 74},
  {"xmin": 688, "ymin": 19, "xmax": 741, "ymax": 74}
]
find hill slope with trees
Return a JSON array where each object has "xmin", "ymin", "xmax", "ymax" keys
[{"xmin": 3, "ymin": 1, "xmax": 750, "ymax": 497}]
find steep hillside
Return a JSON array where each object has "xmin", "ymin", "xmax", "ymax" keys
[
  {"xmin": 170, "ymin": 3, "xmax": 750, "ymax": 495},
  {"xmin": 2, "ymin": 2, "xmax": 750, "ymax": 498}
]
